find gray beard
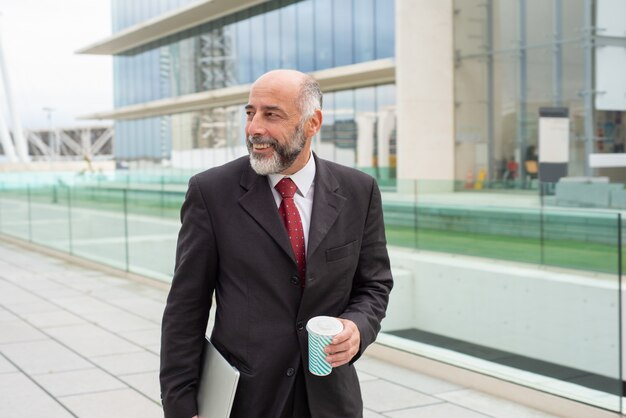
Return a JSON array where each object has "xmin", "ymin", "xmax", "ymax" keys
[{"xmin": 247, "ymin": 125, "xmax": 307, "ymax": 175}]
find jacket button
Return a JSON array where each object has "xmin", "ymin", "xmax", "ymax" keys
[
  {"xmin": 290, "ymin": 276, "xmax": 299, "ymax": 285},
  {"xmin": 297, "ymin": 321, "xmax": 304, "ymax": 331},
  {"xmin": 286, "ymin": 368, "xmax": 295, "ymax": 377}
]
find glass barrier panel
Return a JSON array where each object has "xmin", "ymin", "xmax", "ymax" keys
[
  {"xmin": 419, "ymin": 180, "xmax": 544, "ymax": 264},
  {"xmin": 126, "ymin": 189, "xmax": 180, "ymax": 281},
  {"xmin": 380, "ymin": 180, "xmax": 622, "ymax": 412},
  {"xmin": 2, "ymin": 170, "xmax": 622, "ymax": 412},
  {"xmin": 29, "ymin": 185, "xmax": 71, "ymax": 253},
  {"xmin": 383, "ymin": 179, "xmax": 418, "ymax": 249},
  {"xmin": 68, "ymin": 187, "xmax": 128, "ymax": 271},
  {"xmin": 0, "ymin": 184, "xmax": 31, "ymax": 240}
]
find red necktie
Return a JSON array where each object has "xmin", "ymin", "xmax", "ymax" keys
[{"xmin": 275, "ymin": 178, "xmax": 306, "ymax": 287}]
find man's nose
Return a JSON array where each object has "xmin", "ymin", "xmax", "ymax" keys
[{"xmin": 246, "ymin": 114, "xmax": 267, "ymax": 137}]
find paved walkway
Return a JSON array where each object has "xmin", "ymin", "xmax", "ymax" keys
[{"xmin": 0, "ymin": 239, "xmax": 560, "ymax": 418}]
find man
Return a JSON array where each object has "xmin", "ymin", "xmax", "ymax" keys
[{"xmin": 160, "ymin": 69, "xmax": 393, "ymax": 418}]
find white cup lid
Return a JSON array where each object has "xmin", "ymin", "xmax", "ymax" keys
[{"xmin": 306, "ymin": 316, "xmax": 343, "ymax": 336}]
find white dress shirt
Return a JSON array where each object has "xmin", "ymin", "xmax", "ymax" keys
[{"xmin": 268, "ymin": 153, "xmax": 316, "ymax": 254}]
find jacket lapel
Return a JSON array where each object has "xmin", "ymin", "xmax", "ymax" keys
[
  {"xmin": 307, "ymin": 155, "xmax": 347, "ymax": 259},
  {"xmin": 238, "ymin": 164, "xmax": 296, "ymax": 263}
]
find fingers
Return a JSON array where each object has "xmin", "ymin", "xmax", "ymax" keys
[
  {"xmin": 332, "ymin": 318, "xmax": 357, "ymax": 343},
  {"xmin": 324, "ymin": 318, "xmax": 360, "ymax": 367}
]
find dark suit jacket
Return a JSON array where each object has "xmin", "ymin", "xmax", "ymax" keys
[{"xmin": 160, "ymin": 154, "xmax": 393, "ymax": 418}]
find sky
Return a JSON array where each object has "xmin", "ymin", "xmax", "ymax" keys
[{"xmin": 0, "ymin": 0, "xmax": 112, "ymax": 130}]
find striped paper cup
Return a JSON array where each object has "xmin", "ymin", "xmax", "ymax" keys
[{"xmin": 306, "ymin": 316, "xmax": 343, "ymax": 376}]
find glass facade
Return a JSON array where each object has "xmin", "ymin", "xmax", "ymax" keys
[
  {"xmin": 112, "ymin": 0, "xmax": 199, "ymax": 33},
  {"xmin": 454, "ymin": 0, "xmax": 626, "ymax": 184},
  {"xmin": 120, "ymin": 83, "xmax": 396, "ymax": 179},
  {"xmin": 111, "ymin": 0, "xmax": 396, "ymax": 178},
  {"xmin": 113, "ymin": 0, "xmax": 395, "ymax": 107}
]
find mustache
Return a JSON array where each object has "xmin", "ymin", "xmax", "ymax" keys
[{"xmin": 247, "ymin": 135, "xmax": 278, "ymax": 146}]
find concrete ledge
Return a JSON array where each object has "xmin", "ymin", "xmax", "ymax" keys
[
  {"xmin": 365, "ymin": 342, "xmax": 621, "ymax": 418},
  {"xmin": 80, "ymin": 59, "xmax": 395, "ymax": 121},
  {"xmin": 383, "ymin": 248, "xmax": 619, "ymax": 380},
  {"xmin": 77, "ymin": 0, "xmax": 269, "ymax": 55}
]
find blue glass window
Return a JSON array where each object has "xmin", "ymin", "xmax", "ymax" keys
[
  {"xmin": 221, "ymin": 24, "xmax": 238, "ymax": 88},
  {"xmin": 321, "ymin": 92, "xmax": 335, "ymax": 143},
  {"xmin": 112, "ymin": 0, "xmax": 396, "ymax": 108},
  {"xmin": 375, "ymin": 0, "xmax": 395, "ymax": 59},
  {"xmin": 376, "ymin": 84, "xmax": 395, "ymax": 109},
  {"xmin": 280, "ymin": 2, "xmax": 298, "ymax": 69},
  {"xmin": 314, "ymin": 0, "xmax": 333, "ymax": 69},
  {"xmin": 235, "ymin": 13, "xmax": 252, "ymax": 84},
  {"xmin": 265, "ymin": 8, "xmax": 281, "ymax": 70},
  {"xmin": 296, "ymin": 1, "xmax": 315, "ymax": 72},
  {"xmin": 334, "ymin": 90, "xmax": 356, "ymax": 166},
  {"xmin": 333, "ymin": 0, "xmax": 353, "ymax": 67},
  {"xmin": 113, "ymin": 58, "xmax": 121, "ymax": 107},
  {"xmin": 355, "ymin": 86, "xmax": 377, "ymax": 169},
  {"xmin": 250, "ymin": 12, "xmax": 266, "ymax": 80},
  {"xmin": 149, "ymin": 49, "xmax": 160, "ymax": 101},
  {"xmin": 354, "ymin": 0, "xmax": 376, "ymax": 62}
]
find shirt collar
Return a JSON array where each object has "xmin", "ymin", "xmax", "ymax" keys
[{"xmin": 268, "ymin": 152, "xmax": 316, "ymax": 197}]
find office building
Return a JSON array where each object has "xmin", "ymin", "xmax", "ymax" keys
[
  {"xmin": 73, "ymin": 1, "xmax": 626, "ymax": 416},
  {"xmin": 79, "ymin": 0, "xmax": 626, "ymax": 184}
]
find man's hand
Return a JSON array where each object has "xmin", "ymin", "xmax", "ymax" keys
[{"xmin": 324, "ymin": 318, "xmax": 360, "ymax": 368}]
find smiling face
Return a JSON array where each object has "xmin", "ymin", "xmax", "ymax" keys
[{"xmin": 245, "ymin": 70, "xmax": 322, "ymax": 175}]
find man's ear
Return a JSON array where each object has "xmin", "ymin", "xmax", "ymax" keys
[{"xmin": 305, "ymin": 109, "xmax": 323, "ymax": 138}]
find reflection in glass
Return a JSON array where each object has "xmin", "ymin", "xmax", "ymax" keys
[
  {"xmin": 280, "ymin": 2, "xmax": 298, "ymax": 69},
  {"xmin": 296, "ymin": 0, "xmax": 315, "ymax": 72},
  {"xmin": 316, "ymin": 91, "xmax": 335, "ymax": 162},
  {"xmin": 235, "ymin": 13, "xmax": 252, "ymax": 84},
  {"xmin": 333, "ymin": 90, "xmax": 356, "ymax": 167},
  {"xmin": 354, "ymin": 0, "xmax": 376, "ymax": 62},
  {"xmin": 333, "ymin": 0, "xmax": 353, "ymax": 67},
  {"xmin": 250, "ymin": 12, "xmax": 266, "ymax": 80},
  {"xmin": 355, "ymin": 87, "xmax": 377, "ymax": 175},
  {"xmin": 375, "ymin": 0, "xmax": 395, "ymax": 59},
  {"xmin": 113, "ymin": 0, "xmax": 396, "ymax": 111},
  {"xmin": 265, "ymin": 8, "xmax": 281, "ymax": 70},
  {"xmin": 376, "ymin": 85, "xmax": 396, "ymax": 182},
  {"xmin": 453, "ymin": 0, "xmax": 591, "ymax": 183},
  {"xmin": 314, "ymin": 0, "xmax": 333, "ymax": 70}
]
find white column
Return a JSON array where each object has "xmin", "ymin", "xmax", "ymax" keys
[
  {"xmin": 0, "ymin": 16, "xmax": 30, "ymax": 162},
  {"xmin": 356, "ymin": 113, "xmax": 376, "ymax": 168},
  {"xmin": 0, "ymin": 106, "xmax": 18, "ymax": 162},
  {"xmin": 377, "ymin": 107, "xmax": 395, "ymax": 179},
  {"xmin": 81, "ymin": 128, "xmax": 92, "ymax": 158},
  {"xmin": 396, "ymin": 0, "xmax": 454, "ymax": 185}
]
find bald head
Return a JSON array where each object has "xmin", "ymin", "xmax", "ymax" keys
[
  {"xmin": 245, "ymin": 70, "xmax": 324, "ymax": 175},
  {"xmin": 251, "ymin": 70, "xmax": 322, "ymax": 120}
]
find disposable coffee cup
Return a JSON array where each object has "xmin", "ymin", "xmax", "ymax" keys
[{"xmin": 306, "ymin": 316, "xmax": 343, "ymax": 376}]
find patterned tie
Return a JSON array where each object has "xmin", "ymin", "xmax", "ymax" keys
[{"xmin": 275, "ymin": 178, "xmax": 306, "ymax": 287}]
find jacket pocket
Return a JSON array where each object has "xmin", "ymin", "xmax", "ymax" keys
[{"xmin": 325, "ymin": 240, "xmax": 358, "ymax": 262}]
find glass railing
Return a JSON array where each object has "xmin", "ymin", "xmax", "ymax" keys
[
  {"xmin": 0, "ymin": 173, "xmax": 622, "ymax": 412},
  {"xmin": 381, "ymin": 179, "xmax": 624, "ymax": 275},
  {"xmin": 0, "ymin": 180, "xmax": 182, "ymax": 281},
  {"xmin": 380, "ymin": 179, "xmax": 623, "ymax": 413}
]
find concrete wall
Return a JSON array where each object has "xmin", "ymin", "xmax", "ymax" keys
[
  {"xmin": 396, "ymin": 0, "xmax": 455, "ymax": 184},
  {"xmin": 382, "ymin": 248, "xmax": 620, "ymax": 379}
]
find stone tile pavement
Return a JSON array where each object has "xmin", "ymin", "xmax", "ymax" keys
[{"xmin": 0, "ymin": 239, "xmax": 561, "ymax": 418}]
